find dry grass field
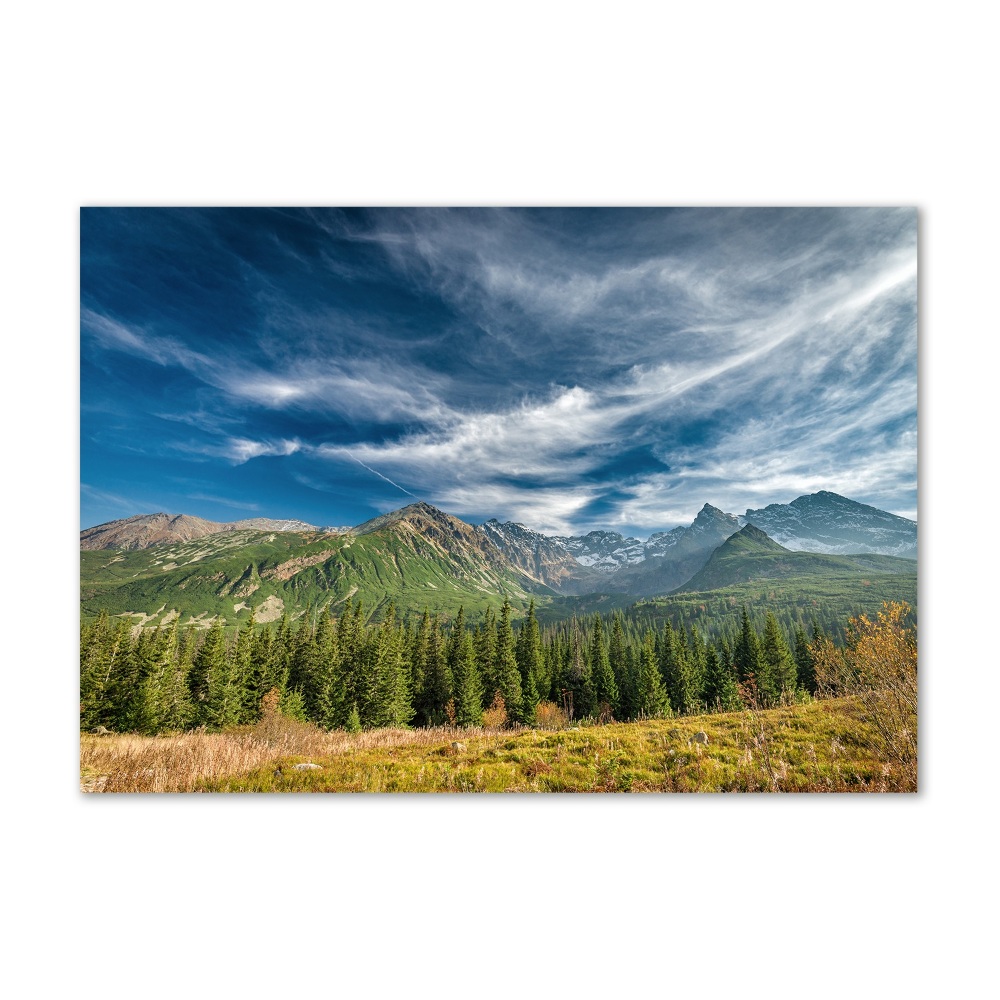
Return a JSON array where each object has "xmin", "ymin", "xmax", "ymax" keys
[{"xmin": 80, "ymin": 695, "xmax": 916, "ymax": 793}]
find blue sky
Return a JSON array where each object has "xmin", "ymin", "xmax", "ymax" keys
[{"xmin": 81, "ymin": 207, "xmax": 917, "ymax": 535}]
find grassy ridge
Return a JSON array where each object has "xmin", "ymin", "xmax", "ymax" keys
[
  {"xmin": 81, "ymin": 697, "xmax": 915, "ymax": 793},
  {"xmin": 628, "ymin": 571, "xmax": 918, "ymax": 642},
  {"xmin": 80, "ymin": 528, "xmax": 544, "ymax": 626}
]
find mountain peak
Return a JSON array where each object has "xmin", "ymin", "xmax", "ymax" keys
[
  {"xmin": 352, "ymin": 501, "xmax": 459, "ymax": 535},
  {"xmin": 732, "ymin": 523, "xmax": 786, "ymax": 549},
  {"xmin": 745, "ymin": 491, "xmax": 916, "ymax": 557}
]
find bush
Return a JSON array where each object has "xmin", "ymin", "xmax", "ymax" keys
[
  {"xmin": 813, "ymin": 601, "xmax": 916, "ymax": 786},
  {"xmin": 535, "ymin": 700, "xmax": 569, "ymax": 730},
  {"xmin": 482, "ymin": 693, "xmax": 507, "ymax": 729}
]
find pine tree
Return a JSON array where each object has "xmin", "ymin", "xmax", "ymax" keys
[
  {"xmin": 609, "ymin": 612, "xmax": 636, "ymax": 720},
  {"xmin": 515, "ymin": 600, "xmax": 543, "ymax": 725},
  {"xmin": 564, "ymin": 625, "xmax": 596, "ymax": 721},
  {"xmin": 761, "ymin": 612, "xmax": 797, "ymax": 705},
  {"xmin": 733, "ymin": 606, "xmax": 765, "ymax": 704},
  {"xmin": 660, "ymin": 621, "xmax": 698, "ymax": 715},
  {"xmin": 422, "ymin": 614, "xmax": 452, "ymax": 726},
  {"xmin": 589, "ymin": 614, "xmax": 619, "ymax": 720},
  {"xmin": 204, "ymin": 624, "xmax": 240, "ymax": 730},
  {"xmin": 189, "ymin": 618, "xmax": 226, "ymax": 722},
  {"xmin": 452, "ymin": 628, "xmax": 483, "ymax": 727},
  {"xmin": 369, "ymin": 610, "xmax": 412, "ymax": 728},
  {"xmin": 494, "ymin": 599, "xmax": 523, "ymax": 724},
  {"xmin": 636, "ymin": 631, "xmax": 671, "ymax": 719},
  {"xmin": 475, "ymin": 607, "xmax": 498, "ymax": 709},
  {"xmin": 794, "ymin": 624, "xmax": 817, "ymax": 694},
  {"xmin": 703, "ymin": 644, "xmax": 742, "ymax": 712}
]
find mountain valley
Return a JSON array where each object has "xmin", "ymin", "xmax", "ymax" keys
[{"xmin": 80, "ymin": 491, "xmax": 917, "ymax": 630}]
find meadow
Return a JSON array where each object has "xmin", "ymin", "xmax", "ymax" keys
[{"xmin": 80, "ymin": 695, "xmax": 915, "ymax": 794}]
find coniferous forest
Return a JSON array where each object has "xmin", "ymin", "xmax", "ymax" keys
[{"xmin": 80, "ymin": 596, "xmax": 860, "ymax": 737}]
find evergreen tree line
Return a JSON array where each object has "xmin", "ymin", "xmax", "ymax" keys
[{"xmin": 80, "ymin": 598, "xmax": 829, "ymax": 735}]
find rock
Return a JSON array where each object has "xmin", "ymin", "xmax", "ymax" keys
[
  {"xmin": 689, "ymin": 731, "xmax": 709, "ymax": 745},
  {"xmin": 292, "ymin": 762, "xmax": 322, "ymax": 771}
]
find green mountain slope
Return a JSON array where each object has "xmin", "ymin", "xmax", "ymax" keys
[
  {"xmin": 81, "ymin": 506, "xmax": 551, "ymax": 627},
  {"xmin": 614, "ymin": 523, "xmax": 917, "ymax": 643},
  {"xmin": 675, "ymin": 523, "xmax": 916, "ymax": 593}
]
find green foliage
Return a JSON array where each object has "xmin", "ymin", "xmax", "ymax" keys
[
  {"xmin": 451, "ymin": 627, "xmax": 484, "ymax": 727},
  {"xmin": 494, "ymin": 599, "xmax": 523, "ymax": 724},
  {"xmin": 81, "ymin": 526, "xmax": 545, "ymax": 629},
  {"xmin": 635, "ymin": 632, "xmax": 671, "ymax": 719},
  {"xmin": 760, "ymin": 611, "xmax": 798, "ymax": 704},
  {"xmin": 80, "ymin": 583, "xmax": 917, "ymax": 743},
  {"xmin": 589, "ymin": 614, "xmax": 619, "ymax": 720}
]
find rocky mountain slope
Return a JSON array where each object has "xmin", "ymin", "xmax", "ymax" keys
[
  {"xmin": 80, "ymin": 503, "xmax": 548, "ymax": 627},
  {"xmin": 741, "ymin": 491, "xmax": 917, "ymax": 558},
  {"xmin": 476, "ymin": 519, "xmax": 605, "ymax": 593},
  {"xmin": 677, "ymin": 522, "xmax": 916, "ymax": 593},
  {"xmin": 80, "ymin": 493, "xmax": 917, "ymax": 620},
  {"xmin": 80, "ymin": 512, "xmax": 322, "ymax": 551}
]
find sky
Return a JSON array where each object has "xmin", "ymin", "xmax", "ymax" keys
[{"xmin": 81, "ymin": 207, "xmax": 917, "ymax": 536}]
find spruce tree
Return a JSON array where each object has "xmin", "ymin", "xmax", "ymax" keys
[
  {"xmin": 703, "ymin": 644, "xmax": 742, "ymax": 713},
  {"xmin": 233, "ymin": 611, "xmax": 260, "ymax": 725},
  {"xmin": 660, "ymin": 621, "xmax": 698, "ymax": 716},
  {"xmin": 515, "ymin": 600, "xmax": 543, "ymax": 725},
  {"xmin": 80, "ymin": 611, "xmax": 131, "ymax": 731},
  {"xmin": 734, "ymin": 606, "xmax": 765, "ymax": 704},
  {"xmin": 370, "ymin": 610, "xmax": 412, "ymax": 728},
  {"xmin": 494, "ymin": 599, "xmax": 523, "ymax": 724},
  {"xmin": 189, "ymin": 618, "xmax": 227, "ymax": 722},
  {"xmin": 565, "ymin": 627, "xmax": 596, "ymax": 721},
  {"xmin": 609, "ymin": 612, "xmax": 636, "ymax": 720},
  {"xmin": 761, "ymin": 612, "xmax": 797, "ymax": 705},
  {"xmin": 422, "ymin": 615, "xmax": 452, "ymax": 726},
  {"xmin": 590, "ymin": 614, "xmax": 619, "ymax": 719},
  {"xmin": 794, "ymin": 624, "xmax": 817, "ymax": 694},
  {"xmin": 636, "ymin": 631, "xmax": 671, "ymax": 719},
  {"xmin": 452, "ymin": 628, "xmax": 483, "ymax": 727},
  {"xmin": 475, "ymin": 607, "xmax": 498, "ymax": 709},
  {"xmin": 105, "ymin": 627, "xmax": 156, "ymax": 732},
  {"xmin": 158, "ymin": 622, "xmax": 195, "ymax": 731},
  {"xmin": 411, "ymin": 609, "xmax": 432, "ymax": 725}
]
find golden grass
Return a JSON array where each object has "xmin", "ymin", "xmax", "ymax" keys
[
  {"xmin": 80, "ymin": 717, "xmax": 515, "ymax": 793},
  {"xmin": 80, "ymin": 696, "xmax": 915, "ymax": 793}
]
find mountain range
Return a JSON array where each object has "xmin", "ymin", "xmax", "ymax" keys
[{"xmin": 79, "ymin": 492, "xmax": 916, "ymax": 627}]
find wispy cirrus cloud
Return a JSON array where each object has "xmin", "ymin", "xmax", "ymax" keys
[{"xmin": 81, "ymin": 207, "xmax": 917, "ymax": 533}]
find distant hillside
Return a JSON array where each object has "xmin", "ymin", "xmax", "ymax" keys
[
  {"xmin": 80, "ymin": 493, "xmax": 918, "ymax": 622},
  {"xmin": 80, "ymin": 504, "xmax": 547, "ymax": 627},
  {"xmin": 477, "ymin": 518, "xmax": 605, "ymax": 593},
  {"xmin": 80, "ymin": 512, "xmax": 322, "ymax": 551},
  {"xmin": 676, "ymin": 523, "xmax": 916, "ymax": 593},
  {"xmin": 742, "ymin": 491, "xmax": 917, "ymax": 558}
]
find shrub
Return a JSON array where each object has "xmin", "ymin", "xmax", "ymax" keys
[
  {"xmin": 535, "ymin": 700, "xmax": 569, "ymax": 730},
  {"xmin": 482, "ymin": 692, "xmax": 507, "ymax": 729}
]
